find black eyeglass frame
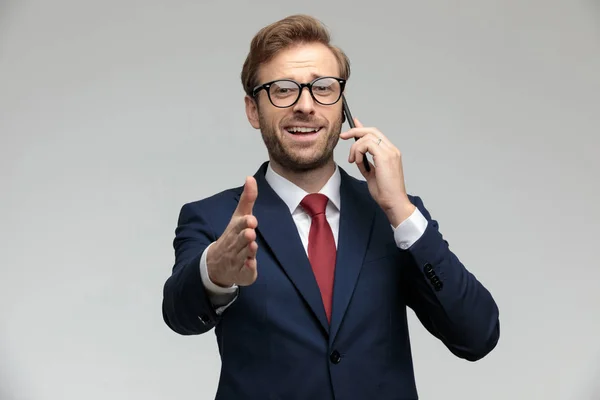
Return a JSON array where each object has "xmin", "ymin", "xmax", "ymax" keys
[{"xmin": 251, "ymin": 76, "xmax": 347, "ymax": 108}]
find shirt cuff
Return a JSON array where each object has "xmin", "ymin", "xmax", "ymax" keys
[
  {"xmin": 199, "ymin": 242, "xmax": 239, "ymax": 295},
  {"xmin": 392, "ymin": 207, "xmax": 428, "ymax": 250}
]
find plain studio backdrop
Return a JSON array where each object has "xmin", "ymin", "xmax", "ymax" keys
[{"xmin": 1, "ymin": 0, "xmax": 599, "ymax": 399}]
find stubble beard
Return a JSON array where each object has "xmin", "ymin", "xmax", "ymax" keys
[{"xmin": 259, "ymin": 112, "xmax": 342, "ymax": 173}]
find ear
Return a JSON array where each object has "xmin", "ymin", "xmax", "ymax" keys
[{"xmin": 245, "ymin": 95, "xmax": 261, "ymax": 129}]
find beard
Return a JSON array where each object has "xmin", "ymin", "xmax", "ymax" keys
[{"xmin": 258, "ymin": 111, "xmax": 342, "ymax": 173}]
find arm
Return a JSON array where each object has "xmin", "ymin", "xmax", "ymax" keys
[
  {"xmin": 338, "ymin": 119, "xmax": 499, "ymax": 360},
  {"xmin": 162, "ymin": 202, "xmax": 238, "ymax": 335},
  {"xmin": 399, "ymin": 195, "xmax": 500, "ymax": 361},
  {"xmin": 163, "ymin": 177, "xmax": 258, "ymax": 335}
]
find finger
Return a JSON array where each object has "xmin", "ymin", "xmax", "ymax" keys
[
  {"xmin": 340, "ymin": 126, "xmax": 391, "ymax": 146},
  {"xmin": 237, "ymin": 239, "xmax": 258, "ymax": 265},
  {"xmin": 246, "ymin": 240, "xmax": 258, "ymax": 259},
  {"xmin": 237, "ymin": 258, "xmax": 258, "ymax": 286},
  {"xmin": 233, "ymin": 227, "xmax": 256, "ymax": 254},
  {"xmin": 348, "ymin": 134, "xmax": 387, "ymax": 163},
  {"xmin": 237, "ymin": 246, "xmax": 257, "ymax": 273},
  {"xmin": 234, "ymin": 214, "xmax": 258, "ymax": 233},
  {"xmin": 234, "ymin": 176, "xmax": 258, "ymax": 216},
  {"xmin": 339, "ymin": 127, "xmax": 370, "ymax": 140},
  {"xmin": 234, "ymin": 240, "xmax": 253, "ymax": 269},
  {"xmin": 243, "ymin": 257, "xmax": 257, "ymax": 272},
  {"xmin": 340, "ymin": 128, "xmax": 389, "ymax": 145}
]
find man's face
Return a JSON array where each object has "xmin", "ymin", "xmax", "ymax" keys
[{"xmin": 245, "ymin": 42, "xmax": 344, "ymax": 173}]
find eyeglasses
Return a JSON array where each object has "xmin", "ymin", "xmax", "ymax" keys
[{"xmin": 252, "ymin": 76, "xmax": 346, "ymax": 108}]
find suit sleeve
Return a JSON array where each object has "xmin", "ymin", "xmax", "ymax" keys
[
  {"xmin": 401, "ymin": 195, "xmax": 500, "ymax": 361},
  {"xmin": 162, "ymin": 202, "xmax": 228, "ymax": 335}
]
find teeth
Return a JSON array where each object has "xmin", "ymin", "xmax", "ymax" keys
[{"xmin": 287, "ymin": 127, "xmax": 319, "ymax": 133}]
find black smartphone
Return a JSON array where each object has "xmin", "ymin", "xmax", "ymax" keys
[{"xmin": 342, "ymin": 94, "xmax": 370, "ymax": 172}]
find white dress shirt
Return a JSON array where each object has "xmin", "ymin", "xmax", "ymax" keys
[{"xmin": 199, "ymin": 163, "xmax": 428, "ymax": 313}]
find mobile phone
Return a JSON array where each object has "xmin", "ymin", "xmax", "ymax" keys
[{"xmin": 342, "ymin": 95, "xmax": 371, "ymax": 172}]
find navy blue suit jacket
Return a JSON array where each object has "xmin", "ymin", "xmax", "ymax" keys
[{"xmin": 162, "ymin": 162, "xmax": 500, "ymax": 399}]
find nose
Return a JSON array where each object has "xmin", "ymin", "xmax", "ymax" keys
[{"xmin": 292, "ymin": 87, "xmax": 316, "ymax": 114}]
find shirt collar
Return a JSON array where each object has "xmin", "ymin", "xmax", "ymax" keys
[{"xmin": 265, "ymin": 162, "xmax": 341, "ymax": 214}]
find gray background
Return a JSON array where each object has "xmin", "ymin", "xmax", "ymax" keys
[{"xmin": 1, "ymin": 0, "xmax": 599, "ymax": 399}]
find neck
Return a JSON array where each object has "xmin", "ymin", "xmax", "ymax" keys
[{"xmin": 270, "ymin": 159, "xmax": 336, "ymax": 193}]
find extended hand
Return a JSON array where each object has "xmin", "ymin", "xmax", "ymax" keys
[
  {"xmin": 206, "ymin": 176, "xmax": 259, "ymax": 287},
  {"xmin": 339, "ymin": 118, "xmax": 416, "ymax": 227}
]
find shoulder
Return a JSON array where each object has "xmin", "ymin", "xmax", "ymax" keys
[
  {"xmin": 341, "ymin": 169, "xmax": 432, "ymax": 220},
  {"xmin": 340, "ymin": 168, "xmax": 426, "ymax": 207}
]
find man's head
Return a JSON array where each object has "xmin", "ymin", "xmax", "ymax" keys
[{"xmin": 241, "ymin": 15, "xmax": 351, "ymax": 173}]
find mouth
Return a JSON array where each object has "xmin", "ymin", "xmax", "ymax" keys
[{"xmin": 284, "ymin": 126, "xmax": 324, "ymax": 137}]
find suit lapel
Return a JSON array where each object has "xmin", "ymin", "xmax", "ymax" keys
[
  {"xmin": 237, "ymin": 163, "xmax": 376, "ymax": 339},
  {"xmin": 329, "ymin": 168, "xmax": 375, "ymax": 343},
  {"xmin": 248, "ymin": 163, "xmax": 330, "ymax": 334}
]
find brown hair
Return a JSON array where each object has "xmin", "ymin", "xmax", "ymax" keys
[{"xmin": 241, "ymin": 14, "xmax": 351, "ymax": 97}]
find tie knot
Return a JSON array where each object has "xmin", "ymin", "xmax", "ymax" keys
[{"xmin": 300, "ymin": 193, "xmax": 329, "ymax": 217}]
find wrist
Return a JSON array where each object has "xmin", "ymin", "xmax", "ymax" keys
[
  {"xmin": 206, "ymin": 245, "xmax": 234, "ymax": 288},
  {"xmin": 385, "ymin": 200, "xmax": 416, "ymax": 228},
  {"xmin": 208, "ymin": 266, "xmax": 234, "ymax": 288}
]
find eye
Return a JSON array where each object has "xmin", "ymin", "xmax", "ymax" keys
[
  {"xmin": 270, "ymin": 81, "xmax": 299, "ymax": 98},
  {"xmin": 313, "ymin": 85, "xmax": 332, "ymax": 92}
]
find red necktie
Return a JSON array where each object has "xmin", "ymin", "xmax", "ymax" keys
[{"xmin": 300, "ymin": 193, "xmax": 336, "ymax": 323}]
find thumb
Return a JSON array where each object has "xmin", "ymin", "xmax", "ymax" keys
[{"xmin": 235, "ymin": 176, "xmax": 258, "ymax": 216}]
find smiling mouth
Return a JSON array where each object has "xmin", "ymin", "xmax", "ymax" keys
[{"xmin": 285, "ymin": 126, "xmax": 323, "ymax": 134}]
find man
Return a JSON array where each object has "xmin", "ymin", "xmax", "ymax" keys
[{"xmin": 162, "ymin": 14, "xmax": 500, "ymax": 399}]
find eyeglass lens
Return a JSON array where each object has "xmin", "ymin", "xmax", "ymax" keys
[{"xmin": 269, "ymin": 77, "xmax": 341, "ymax": 107}]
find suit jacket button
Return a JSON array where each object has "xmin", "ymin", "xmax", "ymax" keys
[{"xmin": 330, "ymin": 350, "xmax": 341, "ymax": 364}]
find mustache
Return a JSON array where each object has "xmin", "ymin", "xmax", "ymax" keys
[{"xmin": 282, "ymin": 116, "xmax": 328, "ymax": 126}]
